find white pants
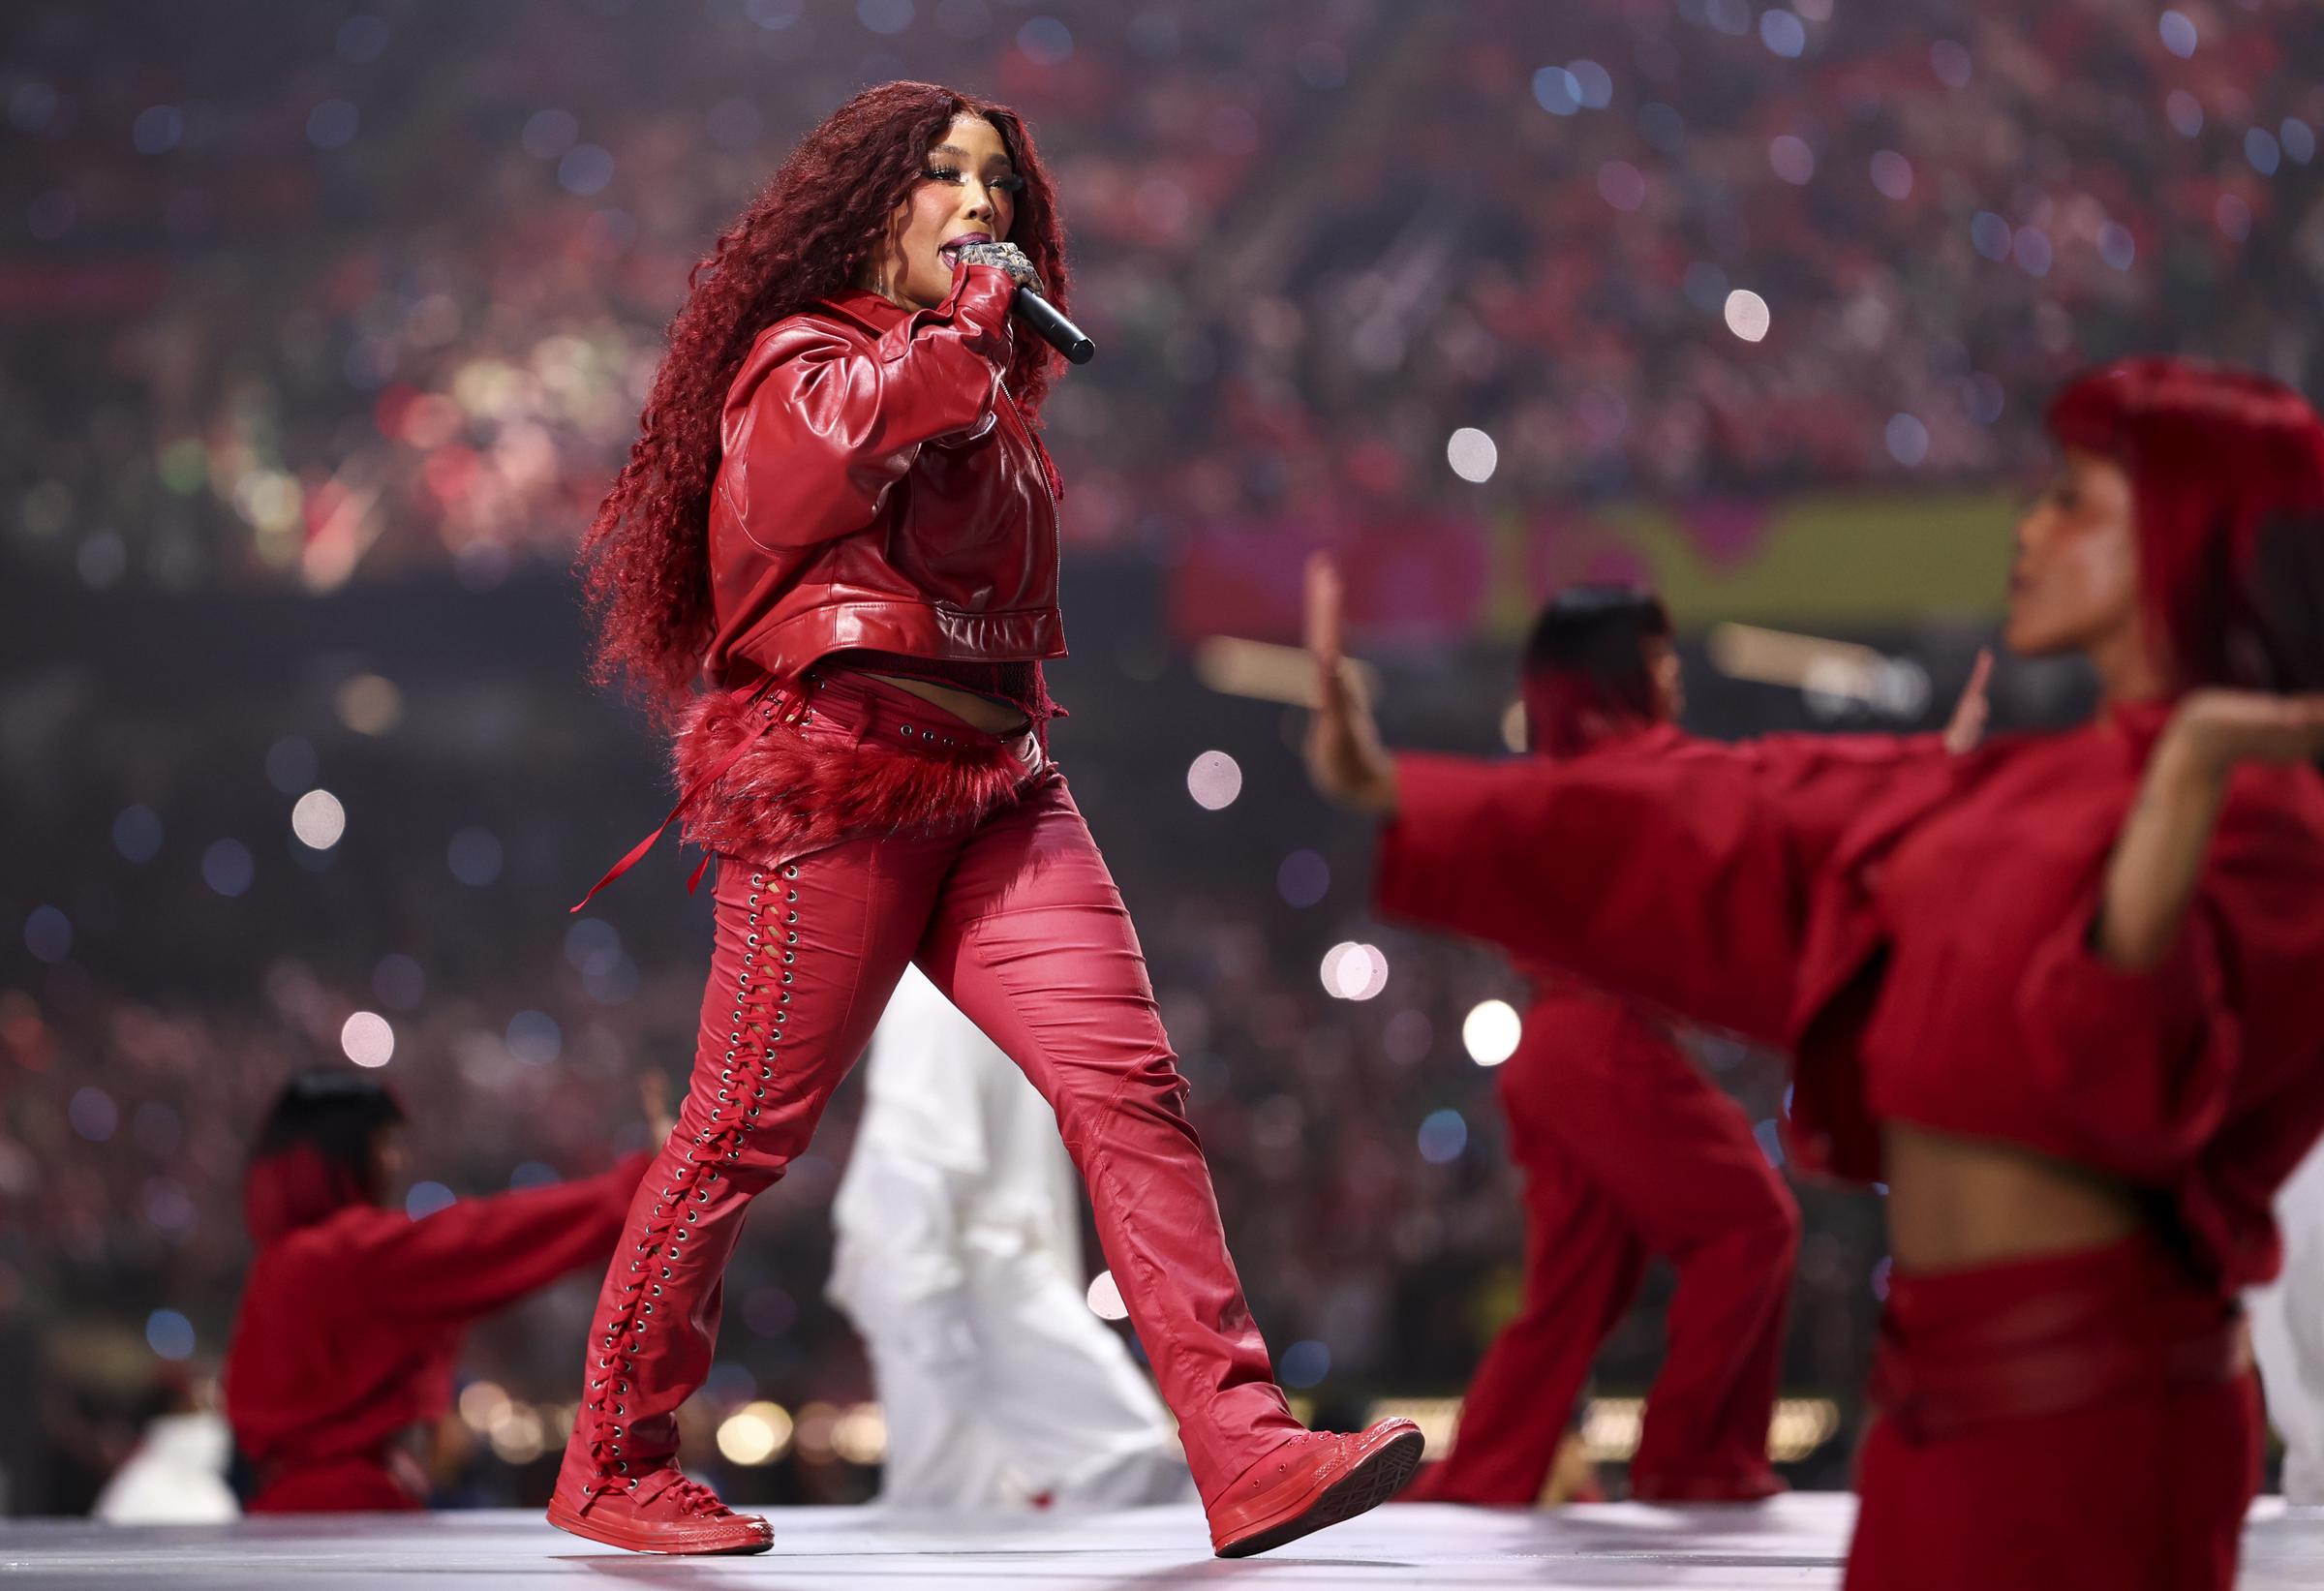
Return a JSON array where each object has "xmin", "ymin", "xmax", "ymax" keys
[
  {"xmin": 91, "ymin": 1413, "xmax": 239, "ymax": 1523},
  {"xmin": 2251, "ymin": 1137, "xmax": 2324, "ymax": 1504},
  {"xmin": 828, "ymin": 967, "xmax": 1188, "ymax": 1509}
]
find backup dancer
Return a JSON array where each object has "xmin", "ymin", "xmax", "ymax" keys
[
  {"xmin": 1408, "ymin": 587, "xmax": 1800, "ymax": 1505},
  {"xmin": 1308, "ymin": 359, "xmax": 2324, "ymax": 1587},
  {"xmin": 551, "ymin": 82, "xmax": 1417, "ymax": 1557},
  {"xmin": 828, "ymin": 966, "xmax": 1188, "ymax": 1511},
  {"xmin": 224, "ymin": 1070, "xmax": 652, "ymax": 1513}
]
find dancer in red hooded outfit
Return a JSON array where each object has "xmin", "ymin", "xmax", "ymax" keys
[
  {"xmin": 549, "ymin": 82, "xmax": 1417, "ymax": 1557},
  {"xmin": 1308, "ymin": 358, "xmax": 2324, "ymax": 1588},
  {"xmin": 1407, "ymin": 587, "xmax": 1800, "ymax": 1506},
  {"xmin": 223, "ymin": 1070, "xmax": 651, "ymax": 1513}
]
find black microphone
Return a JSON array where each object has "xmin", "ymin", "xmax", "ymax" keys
[{"xmin": 1014, "ymin": 286, "xmax": 1095, "ymax": 365}]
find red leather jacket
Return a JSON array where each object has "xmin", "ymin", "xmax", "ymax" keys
[{"xmin": 702, "ymin": 263, "xmax": 1066, "ymax": 688}]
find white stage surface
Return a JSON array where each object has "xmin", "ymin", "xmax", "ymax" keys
[{"xmin": 5, "ymin": 1496, "xmax": 2323, "ymax": 1588}]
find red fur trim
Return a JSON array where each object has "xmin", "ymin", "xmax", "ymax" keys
[{"xmin": 671, "ymin": 687, "xmax": 1028, "ymax": 870}]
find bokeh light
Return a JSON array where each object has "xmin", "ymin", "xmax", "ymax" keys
[
  {"xmin": 290, "ymin": 788, "xmax": 347, "ymax": 849},
  {"xmin": 2165, "ymin": 89, "xmax": 2203, "ymax": 138},
  {"xmin": 1869, "ymin": 150, "xmax": 1912, "ymax": 200},
  {"xmin": 202, "ymin": 839, "xmax": 255, "ymax": 898},
  {"xmin": 1086, "ymin": 1270, "xmax": 1128, "ymax": 1320},
  {"xmin": 1447, "ymin": 427, "xmax": 1498, "ymax": 483},
  {"xmin": 1724, "ymin": 289, "xmax": 1770, "ymax": 343},
  {"xmin": 113, "ymin": 805, "xmax": 165, "ymax": 862},
  {"xmin": 717, "ymin": 1401, "xmax": 796, "ymax": 1465},
  {"xmin": 1463, "ymin": 1000, "xmax": 1522, "ymax": 1065},
  {"xmin": 24, "ymin": 906, "xmax": 72, "ymax": 964},
  {"xmin": 306, "ymin": 99, "xmax": 359, "ymax": 150},
  {"xmin": 505, "ymin": 1009, "xmax": 563, "ymax": 1065},
  {"xmin": 265, "ymin": 737, "xmax": 319, "ymax": 795},
  {"xmin": 1531, "ymin": 66, "xmax": 1580, "ymax": 116},
  {"xmin": 145, "ymin": 1309, "xmax": 196, "ymax": 1361},
  {"xmin": 833, "ymin": 1403, "xmax": 888, "ymax": 1465},
  {"xmin": 1017, "ymin": 15, "xmax": 1073, "ymax": 64},
  {"xmin": 1280, "ymin": 1339, "xmax": 1331, "ymax": 1389},
  {"xmin": 1759, "ymin": 9, "xmax": 1805, "ymax": 57},
  {"xmin": 447, "ymin": 826, "xmax": 505, "ymax": 886},
  {"xmin": 342, "ymin": 1010, "xmax": 396, "ymax": 1067},
  {"xmin": 1418, "ymin": 1108, "xmax": 1469, "ymax": 1163},
  {"xmin": 1186, "ymin": 750, "xmax": 1243, "ymax": 810},
  {"xmin": 1768, "ymin": 134, "xmax": 1815, "ymax": 185},
  {"xmin": 1320, "ymin": 942, "xmax": 1389, "ymax": 1001},
  {"xmin": 70, "ymin": 1087, "xmax": 118, "ymax": 1143},
  {"xmin": 1884, "ymin": 413, "xmax": 1930, "ymax": 467},
  {"xmin": 335, "ymin": 674, "xmax": 405, "ymax": 736},
  {"xmin": 1276, "ymin": 849, "xmax": 1330, "ymax": 908},
  {"xmin": 1597, "ymin": 161, "xmax": 1646, "ymax": 212}
]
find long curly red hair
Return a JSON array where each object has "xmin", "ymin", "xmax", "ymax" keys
[{"xmin": 578, "ymin": 82, "xmax": 1069, "ymax": 718}]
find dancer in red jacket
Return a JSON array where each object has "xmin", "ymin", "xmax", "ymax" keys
[
  {"xmin": 553, "ymin": 81, "xmax": 1415, "ymax": 1556},
  {"xmin": 1309, "ymin": 359, "xmax": 2324, "ymax": 1588},
  {"xmin": 223, "ymin": 1069, "xmax": 652, "ymax": 1514},
  {"xmin": 1408, "ymin": 587, "xmax": 1800, "ymax": 1506}
]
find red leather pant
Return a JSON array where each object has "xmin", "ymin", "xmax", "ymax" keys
[
  {"xmin": 559, "ymin": 683, "xmax": 1300, "ymax": 1509},
  {"xmin": 1415, "ymin": 987, "xmax": 1797, "ymax": 1502}
]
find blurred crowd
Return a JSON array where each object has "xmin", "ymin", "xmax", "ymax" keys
[
  {"xmin": 3, "ymin": 0, "xmax": 2321, "ymax": 592},
  {"xmin": 2, "ymin": 0, "xmax": 2317, "ymax": 1516}
]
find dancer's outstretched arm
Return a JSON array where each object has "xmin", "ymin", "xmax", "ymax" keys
[
  {"xmin": 1303, "ymin": 556, "xmax": 1819, "ymax": 1045},
  {"xmin": 358, "ymin": 1078, "xmax": 667, "ymax": 1325}
]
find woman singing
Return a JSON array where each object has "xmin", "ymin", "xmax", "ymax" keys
[
  {"xmin": 1307, "ymin": 359, "xmax": 2324, "ymax": 1587},
  {"xmin": 550, "ymin": 82, "xmax": 1418, "ymax": 1557}
]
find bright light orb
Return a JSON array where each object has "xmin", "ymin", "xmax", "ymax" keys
[
  {"xmin": 291, "ymin": 788, "xmax": 347, "ymax": 849},
  {"xmin": 1463, "ymin": 999, "xmax": 1522, "ymax": 1065},
  {"xmin": 1087, "ymin": 1270, "xmax": 1129, "ymax": 1320},
  {"xmin": 1447, "ymin": 427, "xmax": 1498, "ymax": 483},
  {"xmin": 342, "ymin": 1010, "xmax": 395, "ymax": 1067},
  {"xmin": 1186, "ymin": 750, "xmax": 1243, "ymax": 810},
  {"xmin": 1724, "ymin": 289, "xmax": 1771, "ymax": 343}
]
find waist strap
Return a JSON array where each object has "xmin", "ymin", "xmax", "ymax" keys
[
  {"xmin": 569, "ymin": 674, "xmax": 799, "ymax": 913},
  {"xmin": 1869, "ymin": 1246, "xmax": 2248, "ymax": 1441}
]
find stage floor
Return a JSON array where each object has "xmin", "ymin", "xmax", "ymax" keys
[{"xmin": 6, "ymin": 1495, "xmax": 2324, "ymax": 1588}]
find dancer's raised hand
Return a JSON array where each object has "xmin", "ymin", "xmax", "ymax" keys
[
  {"xmin": 1302, "ymin": 554, "xmax": 1399, "ymax": 816},
  {"xmin": 1942, "ymin": 648, "xmax": 1994, "ymax": 755},
  {"xmin": 2163, "ymin": 688, "xmax": 2324, "ymax": 774},
  {"xmin": 2096, "ymin": 688, "xmax": 2324, "ymax": 969}
]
